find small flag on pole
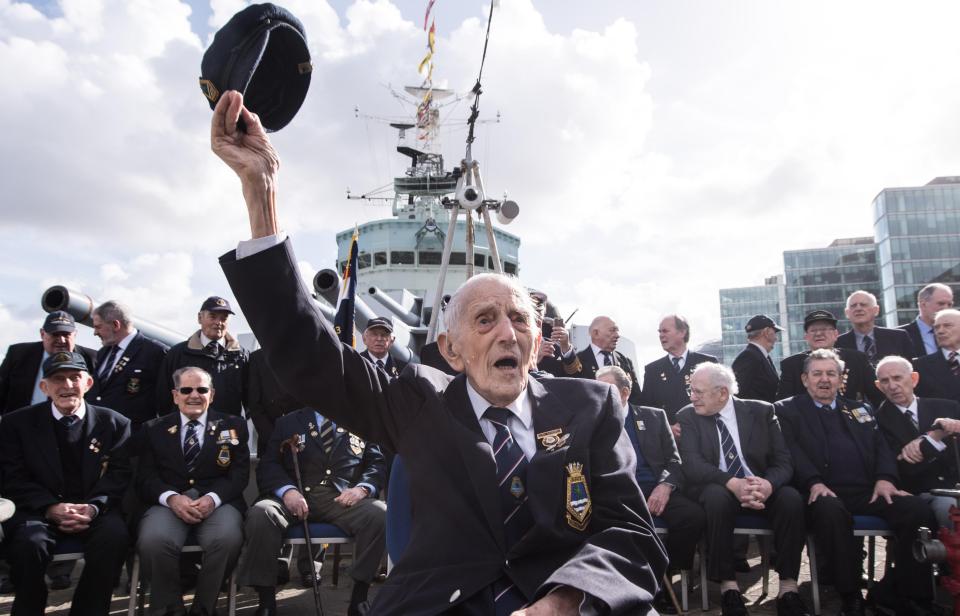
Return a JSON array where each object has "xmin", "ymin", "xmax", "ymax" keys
[{"xmin": 333, "ymin": 226, "xmax": 359, "ymax": 347}]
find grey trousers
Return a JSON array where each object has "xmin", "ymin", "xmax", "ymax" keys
[
  {"xmin": 236, "ymin": 488, "xmax": 386, "ymax": 588},
  {"xmin": 137, "ymin": 504, "xmax": 243, "ymax": 615}
]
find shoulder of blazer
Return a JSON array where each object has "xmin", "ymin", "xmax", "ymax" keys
[
  {"xmin": 836, "ymin": 330, "xmax": 856, "ymax": 349},
  {"xmin": 644, "ymin": 355, "xmax": 670, "ymax": 373},
  {"xmin": 688, "ymin": 352, "xmax": 718, "ymax": 365}
]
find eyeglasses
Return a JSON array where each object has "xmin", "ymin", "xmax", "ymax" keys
[{"xmin": 178, "ymin": 386, "xmax": 210, "ymax": 395}]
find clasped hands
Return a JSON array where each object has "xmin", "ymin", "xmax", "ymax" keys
[
  {"xmin": 167, "ymin": 494, "xmax": 216, "ymax": 524},
  {"xmin": 282, "ymin": 486, "xmax": 369, "ymax": 521},
  {"xmin": 726, "ymin": 476, "xmax": 773, "ymax": 510},
  {"xmin": 45, "ymin": 502, "xmax": 97, "ymax": 533}
]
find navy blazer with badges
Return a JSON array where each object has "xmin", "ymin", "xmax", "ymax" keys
[
  {"xmin": 624, "ymin": 404, "xmax": 683, "ymax": 489},
  {"xmin": 900, "ymin": 319, "xmax": 931, "ymax": 360},
  {"xmin": 360, "ymin": 349, "xmax": 407, "ymax": 380},
  {"xmin": 86, "ymin": 332, "xmax": 168, "ymax": 428},
  {"xmin": 676, "ymin": 398, "xmax": 793, "ymax": 494},
  {"xmin": 914, "ymin": 351, "xmax": 960, "ymax": 405},
  {"xmin": 0, "ymin": 342, "xmax": 98, "ymax": 414},
  {"xmin": 639, "ymin": 351, "xmax": 718, "ymax": 423},
  {"xmin": 836, "ymin": 326, "xmax": 915, "ymax": 363},
  {"xmin": 136, "ymin": 411, "xmax": 249, "ymax": 512},
  {"xmin": 573, "ymin": 347, "xmax": 642, "ymax": 405},
  {"xmin": 0, "ymin": 402, "xmax": 131, "ymax": 518},
  {"xmin": 257, "ymin": 408, "xmax": 386, "ymax": 498},
  {"xmin": 875, "ymin": 397, "xmax": 960, "ymax": 494},
  {"xmin": 221, "ymin": 239, "xmax": 666, "ymax": 616},
  {"xmin": 775, "ymin": 393, "xmax": 898, "ymax": 490},
  {"xmin": 776, "ymin": 348, "xmax": 882, "ymax": 407},
  {"xmin": 731, "ymin": 343, "xmax": 779, "ymax": 403}
]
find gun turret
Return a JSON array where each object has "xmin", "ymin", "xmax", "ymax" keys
[
  {"xmin": 367, "ymin": 286, "xmax": 421, "ymax": 327},
  {"xmin": 41, "ymin": 285, "xmax": 186, "ymax": 348}
]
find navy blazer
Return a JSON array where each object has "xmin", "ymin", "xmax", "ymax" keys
[
  {"xmin": 836, "ymin": 326, "xmax": 915, "ymax": 363},
  {"xmin": 776, "ymin": 347, "xmax": 882, "ymax": 407},
  {"xmin": 573, "ymin": 347, "xmax": 642, "ymax": 405},
  {"xmin": 639, "ymin": 352, "xmax": 718, "ymax": 423},
  {"xmin": 900, "ymin": 319, "xmax": 932, "ymax": 360},
  {"xmin": 86, "ymin": 332, "xmax": 168, "ymax": 428},
  {"xmin": 360, "ymin": 350, "xmax": 407, "ymax": 380},
  {"xmin": 0, "ymin": 342, "xmax": 98, "ymax": 414},
  {"xmin": 0, "ymin": 402, "xmax": 131, "ymax": 519},
  {"xmin": 676, "ymin": 398, "xmax": 793, "ymax": 493},
  {"xmin": 624, "ymin": 404, "xmax": 683, "ymax": 490},
  {"xmin": 731, "ymin": 344, "xmax": 779, "ymax": 403},
  {"xmin": 914, "ymin": 351, "xmax": 960, "ymax": 405},
  {"xmin": 136, "ymin": 410, "xmax": 249, "ymax": 512},
  {"xmin": 221, "ymin": 239, "xmax": 666, "ymax": 616},
  {"xmin": 875, "ymin": 397, "xmax": 960, "ymax": 494},
  {"xmin": 776, "ymin": 393, "xmax": 898, "ymax": 490}
]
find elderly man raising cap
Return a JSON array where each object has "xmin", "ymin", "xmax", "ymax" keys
[
  {"xmin": 360, "ymin": 317, "xmax": 406, "ymax": 379},
  {"xmin": 158, "ymin": 296, "xmax": 249, "ymax": 417},
  {"xmin": 213, "ymin": 90, "xmax": 666, "ymax": 615},
  {"xmin": 731, "ymin": 315, "xmax": 783, "ymax": 403},
  {"xmin": 0, "ymin": 351, "xmax": 132, "ymax": 616}
]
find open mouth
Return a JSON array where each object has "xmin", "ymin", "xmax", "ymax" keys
[{"xmin": 494, "ymin": 357, "xmax": 519, "ymax": 370}]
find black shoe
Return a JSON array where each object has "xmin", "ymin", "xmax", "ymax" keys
[
  {"xmin": 276, "ymin": 559, "xmax": 290, "ymax": 587},
  {"xmin": 0, "ymin": 577, "xmax": 13, "ymax": 594},
  {"xmin": 653, "ymin": 592, "xmax": 678, "ymax": 614},
  {"xmin": 300, "ymin": 571, "xmax": 321, "ymax": 588},
  {"xmin": 720, "ymin": 589, "xmax": 749, "ymax": 616},
  {"xmin": 839, "ymin": 592, "xmax": 865, "ymax": 616},
  {"xmin": 776, "ymin": 592, "xmax": 810, "ymax": 616},
  {"xmin": 48, "ymin": 574, "xmax": 71, "ymax": 590}
]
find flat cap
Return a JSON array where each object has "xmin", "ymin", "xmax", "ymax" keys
[
  {"xmin": 43, "ymin": 351, "xmax": 89, "ymax": 377},
  {"xmin": 744, "ymin": 314, "xmax": 783, "ymax": 333},
  {"xmin": 43, "ymin": 310, "xmax": 76, "ymax": 334},
  {"xmin": 803, "ymin": 310, "xmax": 838, "ymax": 330},
  {"xmin": 365, "ymin": 317, "xmax": 394, "ymax": 333},
  {"xmin": 200, "ymin": 296, "xmax": 235, "ymax": 314},
  {"xmin": 200, "ymin": 3, "xmax": 312, "ymax": 132}
]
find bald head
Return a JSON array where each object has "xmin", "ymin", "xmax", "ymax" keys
[{"xmin": 589, "ymin": 316, "xmax": 619, "ymax": 352}]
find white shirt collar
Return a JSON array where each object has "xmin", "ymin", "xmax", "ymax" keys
[
  {"xmin": 465, "ymin": 379, "xmax": 531, "ymax": 430},
  {"xmin": 718, "ymin": 396, "xmax": 736, "ymax": 421},
  {"xmin": 669, "ymin": 349, "xmax": 689, "ymax": 363},
  {"xmin": 367, "ymin": 350, "xmax": 389, "ymax": 362},
  {"xmin": 748, "ymin": 341, "xmax": 769, "ymax": 358},
  {"xmin": 115, "ymin": 329, "xmax": 137, "ymax": 351},
  {"xmin": 894, "ymin": 396, "xmax": 919, "ymax": 415},
  {"xmin": 51, "ymin": 401, "xmax": 87, "ymax": 422},
  {"xmin": 179, "ymin": 411, "xmax": 208, "ymax": 429},
  {"xmin": 942, "ymin": 347, "xmax": 959, "ymax": 360},
  {"xmin": 199, "ymin": 333, "xmax": 221, "ymax": 348}
]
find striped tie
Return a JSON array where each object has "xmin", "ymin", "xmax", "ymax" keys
[
  {"xmin": 319, "ymin": 419, "xmax": 335, "ymax": 454},
  {"xmin": 183, "ymin": 420, "xmax": 201, "ymax": 472},
  {"xmin": 950, "ymin": 351, "xmax": 960, "ymax": 378},
  {"xmin": 863, "ymin": 335, "xmax": 877, "ymax": 365},
  {"xmin": 601, "ymin": 351, "xmax": 613, "ymax": 366},
  {"xmin": 716, "ymin": 416, "xmax": 745, "ymax": 478},
  {"xmin": 483, "ymin": 407, "xmax": 533, "ymax": 615}
]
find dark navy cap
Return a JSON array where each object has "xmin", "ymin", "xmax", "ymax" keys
[
  {"xmin": 199, "ymin": 3, "xmax": 312, "ymax": 132},
  {"xmin": 43, "ymin": 311, "xmax": 76, "ymax": 334},
  {"xmin": 803, "ymin": 310, "xmax": 838, "ymax": 330},
  {"xmin": 745, "ymin": 314, "xmax": 783, "ymax": 333},
  {"xmin": 43, "ymin": 351, "xmax": 89, "ymax": 377},
  {"xmin": 200, "ymin": 296, "xmax": 235, "ymax": 314},
  {"xmin": 364, "ymin": 317, "xmax": 394, "ymax": 333}
]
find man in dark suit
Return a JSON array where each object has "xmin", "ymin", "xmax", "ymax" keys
[
  {"xmin": 213, "ymin": 89, "xmax": 666, "ymax": 615},
  {"xmin": 837, "ymin": 290, "xmax": 914, "ymax": 366},
  {"xmin": 597, "ymin": 366, "xmax": 705, "ymax": 614},
  {"xmin": 87, "ymin": 300, "xmax": 168, "ymax": 430},
  {"xmin": 776, "ymin": 310, "xmax": 881, "ymax": 406},
  {"xmin": 529, "ymin": 291, "xmax": 579, "ymax": 378},
  {"xmin": 777, "ymin": 349, "xmax": 936, "ymax": 616},
  {"xmin": 0, "ymin": 311, "xmax": 97, "ymax": 414},
  {"xmin": 0, "ymin": 351, "xmax": 131, "ymax": 616},
  {"xmin": 235, "ymin": 406, "xmax": 387, "ymax": 616},
  {"xmin": 136, "ymin": 366, "xmax": 248, "ymax": 616},
  {"xmin": 572, "ymin": 315, "xmax": 641, "ymax": 403},
  {"xmin": 359, "ymin": 317, "xmax": 407, "ymax": 378},
  {"xmin": 914, "ymin": 308, "xmax": 960, "ymax": 404},
  {"xmin": 900, "ymin": 283, "xmax": 954, "ymax": 359},
  {"xmin": 677, "ymin": 363, "xmax": 808, "ymax": 616},
  {"xmin": 640, "ymin": 314, "xmax": 718, "ymax": 435},
  {"xmin": 874, "ymin": 355, "xmax": 960, "ymax": 528},
  {"xmin": 731, "ymin": 314, "xmax": 782, "ymax": 403}
]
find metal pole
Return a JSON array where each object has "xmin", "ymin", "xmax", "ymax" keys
[
  {"xmin": 425, "ymin": 200, "xmax": 461, "ymax": 344},
  {"xmin": 281, "ymin": 435, "xmax": 324, "ymax": 616},
  {"xmin": 472, "ymin": 163, "xmax": 503, "ymax": 275}
]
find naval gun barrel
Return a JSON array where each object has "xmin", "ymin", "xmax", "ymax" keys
[
  {"xmin": 41, "ymin": 285, "xmax": 187, "ymax": 348},
  {"xmin": 312, "ymin": 270, "xmax": 414, "ymax": 364},
  {"xmin": 367, "ymin": 286, "xmax": 420, "ymax": 327}
]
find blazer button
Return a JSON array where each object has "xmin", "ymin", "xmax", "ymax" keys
[
  {"xmin": 304, "ymin": 486, "xmax": 311, "ymax": 492},
  {"xmin": 188, "ymin": 479, "xmax": 195, "ymax": 485},
  {"xmin": 449, "ymin": 589, "xmax": 461, "ymax": 603},
  {"xmin": 325, "ymin": 469, "xmax": 332, "ymax": 475}
]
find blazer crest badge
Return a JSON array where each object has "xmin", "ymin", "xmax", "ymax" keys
[{"xmin": 565, "ymin": 462, "xmax": 592, "ymax": 531}]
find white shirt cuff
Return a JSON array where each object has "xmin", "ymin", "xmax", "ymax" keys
[
  {"xmin": 276, "ymin": 485, "xmax": 298, "ymax": 500},
  {"xmin": 206, "ymin": 492, "xmax": 222, "ymax": 508},
  {"xmin": 356, "ymin": 482, "xmax": 377, "ymax": 498},
  {"xmin": 159, "ymin": 491, "xmax": 178, "ymax": 507},
  {"xmin": 924, "ymin": 435, "xmax": 948, "ymax": 452},
  {"xmin": 236, "ymin": 232, "xmax": 288, "ymax": 259}
]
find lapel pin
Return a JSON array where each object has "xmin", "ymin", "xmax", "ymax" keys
[{"xmin": 536, "ymin": 428, "xmax": 569, "ymax": 451}]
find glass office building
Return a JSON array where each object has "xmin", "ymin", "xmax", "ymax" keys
[
  {"xmin": 782, "ymin": 238, "xmax": 881, "ymax": 355},
  {"xmin": 873, "ymin": 177, "xmax": 960, "ymax": 326},
  {"xmin": 718, "ymin": 275, "xmax": 789, "ymax": 366}
]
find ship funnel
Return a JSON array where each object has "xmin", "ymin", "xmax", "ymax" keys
[
  {"xmin": 41, "ymin": 285, "xmax": 187, "ymax": 348},
  {"xmin": 367, "ymin": 287, "xmax": 420, "ymax": 327},
  {"xmin": 496, "ymin": 200, "xmax": 519, "ymax": 225}
]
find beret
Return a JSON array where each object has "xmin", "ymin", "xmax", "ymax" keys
[{"xmin": 200, "ymin": 3, "xmax": 312, "ymax": 132}]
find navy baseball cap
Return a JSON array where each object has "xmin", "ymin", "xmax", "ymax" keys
[
  {"xmin": 745, "ymin": 314, "xmax": 783, "ymax": 333},
  {"xmin": 200, "ymin": 296, "xmax": 235, "ymax": 315},
  {"xmin": 43, "ymin": 351, "xmax": 89, "ymax": 377},
  {"xmin": 803, "ymin": 310, "xmax": 838, "ymax": 330},
  {"xmin": 364, "ymin": 317, "xmax": 394, "ymax": 333},
  {"xmin": 199, "ymin": 3, "xmax": 312, "ymax": 132},
  {"xmin": 43, "ymin": 311, "xmax": 76, "ymax": 334}
]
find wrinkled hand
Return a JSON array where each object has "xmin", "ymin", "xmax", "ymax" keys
[
  {"xmin": 671, "ymin": 423, "xmax": 681, "ymax": 439},
  {"xmin": 550, "ymin": 326, "xmax": 571, "ymax": 353},
  {"xmin": 870, "ymin": 479, "xmax": 910, "ymax": 505},
  {"xmin": 934, "ymin": 418, "xmax": 960, "ymax": 435},
  {"xmin": 899, "ymin": 438, "xmax": 925, "ymax": 464},
  {"xmin": 647, "ymin": 483, "xmax": 672, "ymax": 517},
  {"xmin": 167, "ymin": 494, "xmax": 204, "ymax": 524},
  {"xmin": 46, "ymin": 503, "xmax": 94, "ymax": 533},
  {"xmin": 193, "ymin": 495, "xmax": 216, "ymax": 519},
  {"xmin": 807, "ymin": 482, "xmax": 837, "ymax": 504},
  {"xmin": 334, "ymin": 487, "xmax": 368, "ymax": 508},
  {"xmin": 538, "ymin": 341, "xmax": 556, "ymax": 362},
  {"xmin": 745, "ymin": 477, "xmax": 773, "ymax": 504},
  {"xmin": 282, "ymin": 489, "xmax": 309, "ymax": 520},
  {"xmin": 512, "ymin": 586, "xmax": 583, "ymax": 615}
]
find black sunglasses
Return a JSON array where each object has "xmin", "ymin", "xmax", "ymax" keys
[{"xmin": 178, "ymin": 386, "xmax": 210, "ymax": 395}]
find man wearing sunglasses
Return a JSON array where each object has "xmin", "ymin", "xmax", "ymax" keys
[{"xmin": 135, "ymin": 366, "xmax": 249, "ymax": 616}]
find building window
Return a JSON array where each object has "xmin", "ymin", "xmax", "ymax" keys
[
  {"xmin": 504, "ymin": 261, "xmax": 517, "ymax": 274},
  {"xmin": 391, "ymin": 251, "xmax": 414, "ymax": 265},
  {"xmin": 358, "ymin": 252, "xmax": 371, "ymax": 269},
  {"xmin": 374, "ymin": 252, "xmax": 387, "ymax": 266},
  {"xmin": 474, "ymin": 254, "xmax": 486, "ymax": 267},
  {"xmin": 419, "ymin": 251, "xmax": 442, "ymax": 265},
  {"xmin": 449, "ymin": 252, "xmax": 466, "ymax": 265}
]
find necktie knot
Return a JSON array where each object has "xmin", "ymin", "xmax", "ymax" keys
[
  {"xmin": 600, "ymin": 351, "xmax": 613, "ymax": 366},
  {"xmin": 376, "ymin": 359, "xmax": 385, "ymax": 370},
  {"xmin": 59, "ymin": 415, "xmax": 79, "ymax": 428},
  {"xmin": 671, "ymin": 356, "xmax": 682, "ymax": 372},
  {"xmin": 204, "ymin": 340, "xmax": 220, "ymax": 357},
  {"xmin": 484, "ymin": 406, "xmax": 513, "ymax": 426}
]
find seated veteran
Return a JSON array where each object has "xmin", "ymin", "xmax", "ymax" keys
[
  {"xmin": 235, "ymin": 406, "xmax": 387, "ymax": 616},
  {"xmin": 874, "ymin": 355, "xmax": 960, "ymax": 529},
  {"xmin": 677, "ymin": 363, "xmax": 809, "ymax": 616},
  {"xmin": 776, "ymin": 349, "xmax": 937, "ymax": 616},
  {"xmin": 0, "ymin": 351, "xmax": 131, "ymax": 616},
  {"xmin": 596, "ymin": 366, "xmax": 704, "ymax": 614},
  {"xmin": 135, "ymin": 366, "xmax": 249, "ymax": 616}
]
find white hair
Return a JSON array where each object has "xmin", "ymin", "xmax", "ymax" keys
[
  {"xmin": 876, "ymin": 355, "xmax": 913, "ymax": 375},
  {"xmin": 443, "ymin": 273, "xmax": 537, "ymax": 337},
  {"xmin": 596, "ymin": 365, "xmax": 632, "ymax": 391},
  {"xmin": 691, "ymin": 362, "xmax": 739, "ymax": 395},
  {"xmin": 846, "ymin": 290, "xmax": 877, "ymax": 308}
]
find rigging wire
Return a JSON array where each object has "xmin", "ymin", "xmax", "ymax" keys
[{"xmin": 464, "ymin": 1, "xmax": 496, "ymax": 162}]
